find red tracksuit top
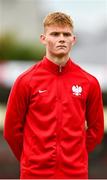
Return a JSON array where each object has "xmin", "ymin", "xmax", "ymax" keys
[{"xmin": 4, "ymin": 57, "xmax": 104, "ymax": 179}]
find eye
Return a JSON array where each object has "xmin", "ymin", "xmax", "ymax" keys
[
  {"xmin": 50, "ymin": 32, "xmax": 59, "ymax": 36},
  {"xmin": 63, "ymin": 33, "xmax": 72, "ymax": 37}
]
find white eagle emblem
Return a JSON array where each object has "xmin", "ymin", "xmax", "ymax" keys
[{"xmin": 72, "ymin": 85, "xmax": 82, "ymax": 96}]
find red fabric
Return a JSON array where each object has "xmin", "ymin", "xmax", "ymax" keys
[{"xmin": 4, "ymin": 57, "xmax": 104, "ymax": 179}]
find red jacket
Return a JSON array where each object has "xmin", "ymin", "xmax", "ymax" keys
[{"xmin": 4, "ymin": 57, "xmax": 104, "ymax": 179}]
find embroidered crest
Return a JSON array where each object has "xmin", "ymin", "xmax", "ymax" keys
[{"xmin": 72, "ymin": 85, "xmax": 82, "ymax": 96}]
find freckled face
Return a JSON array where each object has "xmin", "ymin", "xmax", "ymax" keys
[{"xmin": 41, "ymin": 25, "xmax": 75, "ymax": 58}]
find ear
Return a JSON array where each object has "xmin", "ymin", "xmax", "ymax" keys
[
  {"xmin": 40, "ymin": 34, "xmax": 46, "ymax": 45},
  {"xmin": 71, "ymin": 35, "xmax": 76, "ymax": 46}
]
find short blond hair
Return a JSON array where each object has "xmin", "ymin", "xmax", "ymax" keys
[{"xmin": 43, "ymin": 12, "xmax": 74, "ymax": 29}]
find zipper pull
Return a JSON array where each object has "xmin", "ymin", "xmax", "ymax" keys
[{"xmin": 59, "ymin": 65, "xmax": 62, "ymax": 72}]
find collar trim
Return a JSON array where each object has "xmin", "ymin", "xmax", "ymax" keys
[{"xmin": 42, "ymin": 57, "xmax": 72, "ymax": 74}]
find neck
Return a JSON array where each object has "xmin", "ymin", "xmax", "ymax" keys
[{"xmin": 46, "ymin": 54, "xmax": 69, "ymax": 66}]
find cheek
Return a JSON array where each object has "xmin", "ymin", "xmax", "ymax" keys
[
  {"xmin": 67, "ymin": 41, "xmax": 72, "ymax": 49},
  {"xmin": 47, "ymin": 40, "xmax": 55, "ymax": 49}
]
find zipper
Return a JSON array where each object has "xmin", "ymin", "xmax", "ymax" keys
[
  {"xmin": 55, "ymin": 71, "xmax": 62, "ymax": 177},
  {"xmin": 59, "ymin": 65, "xmax": 62, "ymax": 73}
]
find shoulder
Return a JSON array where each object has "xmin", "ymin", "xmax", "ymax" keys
[
  {"xmin": 13, "ymin": 61, "xmax": 41, "ymax": 87},
  {"xmin": 71, "ymin": 61, "xmax": 100, "ymax": 88},
  {"xmin": 9, "ymin": 61, "xmax": 42, "ymax": 96}
]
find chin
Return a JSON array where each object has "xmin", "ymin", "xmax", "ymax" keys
[{"xmin": 56, "ymin": 53, "xmax": 67, "ymax": 58}]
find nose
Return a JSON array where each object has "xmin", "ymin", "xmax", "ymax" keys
[{"xmin": 59, "ymin": 34, "xmax": 65, "ymax": 43}]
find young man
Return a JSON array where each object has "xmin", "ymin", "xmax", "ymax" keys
[{"xmin": 4, "ymin": 12, "xmax": 104, "ymax": 179}]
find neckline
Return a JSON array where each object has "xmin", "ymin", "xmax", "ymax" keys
[{"xmin": 42, "ymin": 56, "xmax": 72, "ymax": 74}]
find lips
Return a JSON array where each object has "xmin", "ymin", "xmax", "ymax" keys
[{"xmin": 57, "ymin": 45, "xmax": 66, "ymax": 48}]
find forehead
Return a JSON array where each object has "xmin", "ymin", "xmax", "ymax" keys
[{"xmin": 44, "ymin": 25, "xmax": 72, "ymax": 34}]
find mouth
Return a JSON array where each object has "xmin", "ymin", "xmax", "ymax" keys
[{"xmin": 57, "ymin": 45, "xmax": 67, "ymax": 48}]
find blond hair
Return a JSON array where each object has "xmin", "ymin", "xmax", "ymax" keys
[{"xmin": 43, "ymin": 12, "xmax": 74, "ymax": 29}]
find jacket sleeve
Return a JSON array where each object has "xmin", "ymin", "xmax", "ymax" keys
[
  {"xmin": 3, "ymin": 74, "xmax": 30, "ymax": 161},
  {"xmin": 86, "ymin": 77, "xmax": 104, "ymax": 153}
]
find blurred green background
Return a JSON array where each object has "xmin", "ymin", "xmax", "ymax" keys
[{"xmin": 0, "ymin": 0, "xmax": 107, "ymax": 178}]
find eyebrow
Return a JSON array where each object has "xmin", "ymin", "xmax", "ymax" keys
[{"xmin": 49, "ymin": 32, "xmax": 72, "ymax": 35}]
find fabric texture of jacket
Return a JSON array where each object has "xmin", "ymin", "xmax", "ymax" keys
[{"xmin": 4, "ymin": 57, "xmax": 104, "ymax": 179}]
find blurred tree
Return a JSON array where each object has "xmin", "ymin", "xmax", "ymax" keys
[{"xmin": 0, "ymin": 33, "xmax": 45, "ymax": 61}]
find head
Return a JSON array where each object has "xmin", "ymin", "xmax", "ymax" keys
[{"xmin": 40, "ymin": 12, "xmax": 76, "ymax": 59}]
